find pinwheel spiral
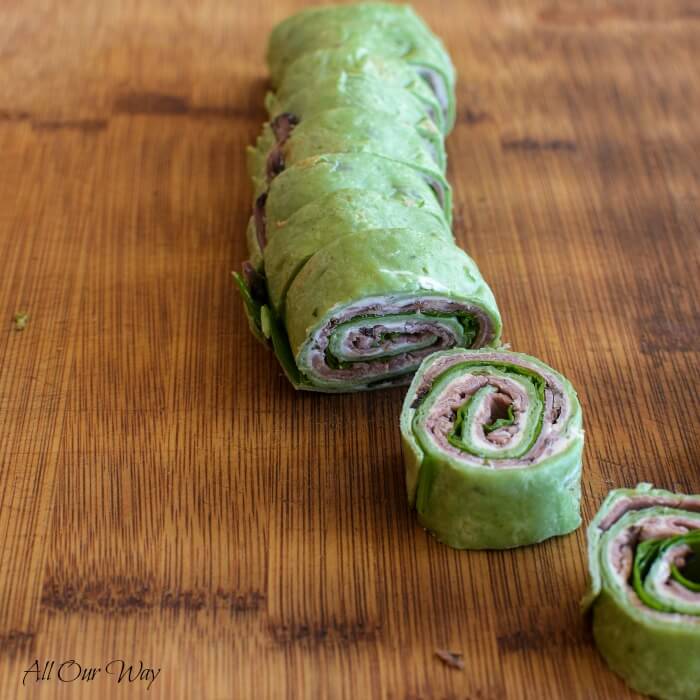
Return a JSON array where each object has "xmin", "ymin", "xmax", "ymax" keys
[
  {"xmin": 584, "ymin": 484, "xmax": 700, "ymax": 700},
  {"xmin": 400, "ymin": 349, "xmax": 584, "ymax": 549}
]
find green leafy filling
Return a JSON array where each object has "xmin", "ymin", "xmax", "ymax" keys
[
  {"xmin": 445, "ymin": 364, "xmax": 545, "ymax": 460},
  {"xmin": 233, "ymin": 271, "xmax": 308, "ymax": 388},
  {"xmin": 484, "ymin": 402, "xmax": 515, "ymax": 434},
  {"xmin": 672, "ymin": 554, "xmax": 700, "ymax": 592},
  {"xmin": 232, "ymin": 273, "xmax": 263, "ymax": 334},
  {"xmin": 632, "ymin": 530, "xmax": 700, "ymax": 612}
]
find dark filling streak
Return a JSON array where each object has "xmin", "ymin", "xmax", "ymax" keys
[
  {"xmin": 411, "ymin": 386, "xmax": 430, "ymax": 409},
  {"xmin": 425, "ymin": 176, "xmax": 445, "ymax": 208},
  {"xmin": 255, "ymin": 113, "xmax": 299, "ymax": 249},
  {"xmin": 417, "ymin": 68, "xmax": 448, "ymax": 117},
  {"xmin": 254, "ymin": 192, "xmax": 267, "ymax": 249},
  {"xmin": 266, "ymin": 112, "xmax": 299, "ymax": 181},
  {"xmin": 271, "ymin": 112, "xmax": 299, "ymax": 142},
  {"xmin": 681, "ymin": 553, "xmax": 700, "ymax": 585},
  {"xmin": 266, "ymin": 149, "xmax": 285, "ymax": 179},
  {"xmin": 242, "ymin": 261, "xmax": 268, "ymax": 305}
]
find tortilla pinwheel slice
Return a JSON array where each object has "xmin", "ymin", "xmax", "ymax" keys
[
  {"xmin": 247, "ymin": 152, "xmax": 451, "ymax": 268},
  {"xmin": 263, "ymin": 188, "xmax": 452, "ymax": 315},
  {"xmin": 284, "ymin": 229, "xmax": 501, "ymax": 391},
  {"xmin": 400, "ymin": 349, "xmax": 584, "ymax": 549},
  {"xmin": 248, "ymin": 108, "xmax": 449, "ymax": 213},
  {"xmin": 274, "ymin": 42, "xmax": 444, "ymax": 133},
  {"xmin": 265, "ymin": 72, "xmax": 443, "ymax": 165},
  {"xmin": 267, "ymin": 3, "xmax": 456, "ymax": 129},
  {"xmin": 583, "ymin": 484, "xmax": 700, "ymax": 700}
]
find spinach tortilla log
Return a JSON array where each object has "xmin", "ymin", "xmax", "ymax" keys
[
  {"xmin": 400, "ymin": 349, "xmax": 584, "ymax": 548},
  {"xmin": 236, "ymin": 4, "xmax": 502, "ymax": 392},
  {"xmin": 583, "ymin": 484, "xmax": 700, "ymax": 700}
]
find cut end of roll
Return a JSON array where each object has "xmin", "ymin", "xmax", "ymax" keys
[{"xmin": 297, "ymin": 297, "xmax": 499, "ymax": 391}]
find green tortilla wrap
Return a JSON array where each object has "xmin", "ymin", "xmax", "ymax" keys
[
  {"xmin": 263, "ymin": 152, "xmax": 448, "ymax": 226},
  {"xmin": 265, "ymin": 72, "xmax": 443, "ymax": 165},
  {"xmin": 400, "ymin": 349, "xmax": 584, "ymax": 548},
  {"xmin": 263, "ymin": 188, "xmax": 452, "ymax": 315},
  {"xmin": 244, "ymin": 152, "xmax": 451, "ymax": 274},
  {"xmin": 583, "ymin": 484, "xmax": 700, "ymax": 700},
  {"xmin": 283, "ymin": 229, "xmax": 501, "ymax": 391},
  {"xmin": 248, "ymin": 108, "xmax": 449, "ymax": 214},
  {"xmin": 267, "ymin": 3, "xmax": 456, "ymax": 130},
  {"xmin": 271, "ymin": 43, "xmax": 444, "ymax": 134}
]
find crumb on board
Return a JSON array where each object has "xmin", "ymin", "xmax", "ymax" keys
[
  {"xmin": 435, "ymin": 649, "xmax": 465, "ymax": 670},
  {"xmin": 13, "ymin": 312, "xmax": 29, "ymax": 331}
]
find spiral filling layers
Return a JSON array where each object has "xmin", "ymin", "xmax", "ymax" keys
[{"xmin": 400, "ymin": 349, "xmax": 584, "ymax": 549}]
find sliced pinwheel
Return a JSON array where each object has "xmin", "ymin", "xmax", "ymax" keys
[
  {"xmin": 584, "ymin": 484, "xmax": 700, "ymax": 700},
  {"xmin": 400, "ymin": 349, "xmax": 584, "ymax": 548}
]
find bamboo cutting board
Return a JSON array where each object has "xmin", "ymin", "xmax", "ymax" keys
[{"xmin": 0, "ymin": 1, "xmax": 698, "ymax": 698}]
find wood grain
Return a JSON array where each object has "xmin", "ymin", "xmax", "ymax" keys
[{"xmin": 0, "ymin": 0, "xmax": 698, "ymax": 697}]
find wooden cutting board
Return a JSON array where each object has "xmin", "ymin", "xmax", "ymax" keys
[{"xmin": 1, "ymin": 1, "xmax": 698, "ymax": 697}]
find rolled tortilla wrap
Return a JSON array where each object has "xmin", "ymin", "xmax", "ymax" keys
[
  {"xmin": 265, "ymin": 152, "xmax": 448, "ymax": 222},
  {"xmin": 248, "ymin": 108, "xmax": 450, "ymax": 215},
  {"xmin": 267, "ymin": 3, "xmax": 456, "ymax": 130},
  {"xmin": 236, "ymin": 226, "xmax": 501, "ymax": 392},
  {"xmin": 236, "ymin": 5, "xmax": 502, "ymax": 393},
  {"xmin": 583, "ymin": 484, "xmax": 700, "ymax": 700},
  {"xmin": 400, "ymin": 349, "xmax": 584, "ymax": 548}
]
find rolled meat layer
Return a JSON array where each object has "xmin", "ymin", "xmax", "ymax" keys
[
  {"xmin": 400, "ymin": 349, "xmax": 584, "ymax": 548},
  {"xmin": 267, "ymin": 3, "xmax": 456, "ymax": 129},
  {"xmin": 583, "ymin": 484, "xmax": 700, "ymax": 700},
  {"xmin": 236, "ymin": 4, "xmax": 502, "ymax": 392}
]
